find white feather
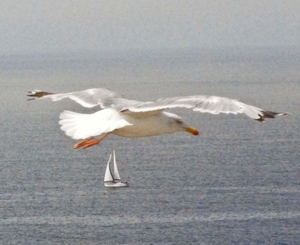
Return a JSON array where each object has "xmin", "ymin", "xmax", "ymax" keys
[{"xmin": 59, "ymin": 109, "xmax": 132, "ymax": 139}]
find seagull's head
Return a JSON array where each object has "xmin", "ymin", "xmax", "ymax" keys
[{"xmin": 163, "ymin": 112, "xmax": 199, "ymax": 136}]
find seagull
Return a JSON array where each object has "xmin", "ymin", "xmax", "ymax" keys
[{"xmin": 27, "ymin": 88, "xmax": 286, "ymax": 149}]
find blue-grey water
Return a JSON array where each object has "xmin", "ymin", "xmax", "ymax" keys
[{"xmin": 1, "ymin": 47, "xmax": 300, "ymax": 244}]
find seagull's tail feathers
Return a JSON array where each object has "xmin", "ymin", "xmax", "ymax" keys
[{"xmin": 59, "ymin": 109, "xmax": 131, "ymax": 140}]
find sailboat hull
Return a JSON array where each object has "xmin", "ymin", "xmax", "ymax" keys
[{"xmin": 104, "ymin": 181, "xmax": 129, "ymax": 188}]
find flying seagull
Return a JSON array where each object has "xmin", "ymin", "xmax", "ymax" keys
[{"xmin": 27, "ymin": 88, "xmax": 286, "ymax": 149}]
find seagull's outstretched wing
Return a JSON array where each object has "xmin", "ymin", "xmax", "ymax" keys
[
  {"xmin": 127, "ymin": 95, "xmax": 286, "ymax": 121},
  {"xmin": 27, "ymin": 88, "xmax": 286, "ymax": 121},
  {"xmin": 27, "ymin": 88, "xmax": 142, "ymax": 110}
]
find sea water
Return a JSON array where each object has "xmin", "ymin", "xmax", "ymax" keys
[{"xmin": 0, "ymin": 47, "xmax": 300, "ymax": 244}]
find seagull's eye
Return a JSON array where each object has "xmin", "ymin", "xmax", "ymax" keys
[{"xmin": 176, "ymin": 119, "xmax": 183, "ymax": 124}]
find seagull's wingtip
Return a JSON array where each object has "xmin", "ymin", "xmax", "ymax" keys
[
  {"xmin": 26, "ymin": 90, "xmax": 54, "ymax": 98},
  {"xmin": 255, "ymin": 110, "xmax": 288, "ymax": 122}
]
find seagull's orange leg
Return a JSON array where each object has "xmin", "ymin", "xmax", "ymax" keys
[{"xmin": 74, "ymin": 133, "xmax": 110, "ymax": 149}]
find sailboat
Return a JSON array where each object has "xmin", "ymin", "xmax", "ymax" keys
[{"xmin": 104, "ymin": 150, "xmax": 129, "ymax": 188}]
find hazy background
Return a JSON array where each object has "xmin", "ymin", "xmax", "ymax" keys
[
  {"xmin": 1, "ymin": 1, "xmax": 300, "ymax": 244},
  {"xmin": 1, "ymin": 0, "xmax": 299, "ymax": 55}
]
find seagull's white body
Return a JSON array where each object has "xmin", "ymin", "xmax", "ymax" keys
[
  {"xmin": 27, "ymin": 88, "xmax": 286, "ymax": 148},
  {"xmin": 60, "ymin": 108, "xmax": 184, "ymax": 139}
]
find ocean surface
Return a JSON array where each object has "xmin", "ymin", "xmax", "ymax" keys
[{"xmin": 1, "ymin": 47, "xmax": 300, "ymax": 244}]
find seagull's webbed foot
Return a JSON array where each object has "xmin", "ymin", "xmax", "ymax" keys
[
  {"xmin": 74, "ymin": 137, "xmax": 100, "ymax": 149},
  {"xmin": 73, "ymin": 133, "xmax": 110, "ymax": 149}
]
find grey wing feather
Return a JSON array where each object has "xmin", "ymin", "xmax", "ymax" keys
[
  {"xmin": 127, "ymin": 95, "xmax": 286, "ymax": 121},
  {"xmin": 27, "ymin": 88, "xmax": 141, "ymax": 109}
]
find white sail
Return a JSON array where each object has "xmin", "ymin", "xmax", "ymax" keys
[
  {"xmin": 104, "ymin": 153, "xmax": 113, "ymax": 182},
  {"xmin": 104, "ymin": 150, "xmax": 129, "ymax": 188},
  {"xmin": 112, "ymin": 150, "xmax": 121, "ymax": 180}
]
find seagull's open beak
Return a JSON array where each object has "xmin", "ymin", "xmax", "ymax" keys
[{"xmin": 185, "ymin": 127, "xmax": 199, "ymax": 136}]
